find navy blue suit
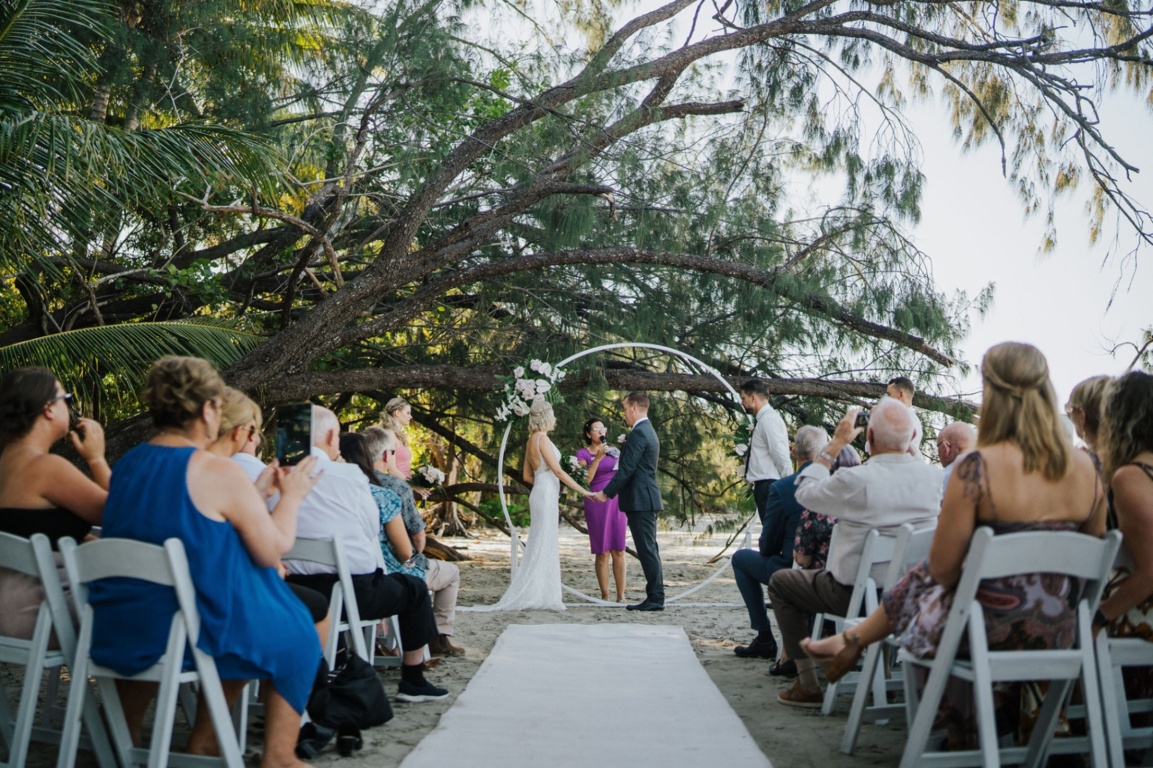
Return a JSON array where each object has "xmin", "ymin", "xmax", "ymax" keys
[
  {"xmin": 604, "ymin": 418, "xmax": 664, "ymax": 604},
  {"xmin": 731, "ymin": 462, "xmax": 806, "ymax": 633}
]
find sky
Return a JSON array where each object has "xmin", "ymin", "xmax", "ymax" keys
[{"xmin": 910, "ymin": 94, "xmax": 1153, "ymax": 406}]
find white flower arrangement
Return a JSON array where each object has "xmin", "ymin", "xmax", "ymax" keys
[
  {"xmin": 565, "ymin": 454, "xmax": 589, "ymax": 485},
  {"xmin": 616, "ymin": 433, "xmax": 627, "ymax": 444},
  {"xmin": 495, "ymin": 358, "xmax": 566, "ymax": 421},
  {"xmin": 604, "ymin": 446, "xmax": 621, "ymax": 458},
  {"xmin": 417, "ymin": 465, "xmax": 446, "ymax": 486}
]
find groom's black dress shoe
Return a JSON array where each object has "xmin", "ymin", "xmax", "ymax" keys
[{"xmin": 626, "ymin": 601, "xmax": 664, "ymax": 611}]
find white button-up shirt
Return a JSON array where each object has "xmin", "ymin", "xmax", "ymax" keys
[
  {"xmin": 745, "ymin": 403, "xmax": 792, "ymax": 483},
  {"xmin": 284, "ymin": 447, "xmax": 386, "ymax": 576},
  {"xmin": 794, "ymin": 453, "xmax": 941, "ymax": 585}
]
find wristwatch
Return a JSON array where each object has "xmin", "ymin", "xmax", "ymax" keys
[{"xmin": 818, "ymin": 449, "xmax": 837, "ymax": 464}]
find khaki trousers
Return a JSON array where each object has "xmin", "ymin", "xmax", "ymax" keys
[{"xmin": 424, "ymin": 559, "xmax": 460, "ymax": 636}]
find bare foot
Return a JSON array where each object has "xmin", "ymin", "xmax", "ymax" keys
[
  {"xmin": 600, "ymin": 593, "xmax": 610, "ymax": 601},
  {"xmin": 801, "ymin": 633, "xmax": 846, "ymax": 663}
]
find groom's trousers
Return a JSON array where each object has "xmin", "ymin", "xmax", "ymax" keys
[{"xmin": 625, "ymin": 509, "xmax": 664, "ymax": 604}]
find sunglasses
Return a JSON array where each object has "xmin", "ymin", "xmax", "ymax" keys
[{"xmin": 47, "ymin": 393, "xmax": 73, "ymax": 406}]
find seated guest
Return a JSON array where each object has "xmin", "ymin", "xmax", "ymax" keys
[
  {"xmin": 0, "ymin": 367, "xmax": 108, "ymax": 641},
  {"xmin": 1066, "ymin": 374, "xmax": 1111, "ymax": 465},
  {"xmin": 792, "ymin": 447, "xmax": 861, "ymax": 571},
  {"xmin": 731, "ymin": 426, "xmax": 828, "ymax": 662},
  {"xmin": 1095, "ymin": 370, "xmax": 1153, "ymax": 637},
  {"xmin": 207, "ymin": 387, "xmax": 268, "ymax": 483},
  {"xmin": 207, "ymin": 388, "xmax": 331, "ymax": 635},
  {"xmin": 362, "ymin": 426, "xmax": 463, "ymax": 656},
  {"xmin": 936, "ymin": 422, "xmax": 976, "ymax": 493},
  {"xmin": 284, "ymin": 406, "xmax": 449, "ymax": 702},
  {"xmin": 801, "ymin": 344, "xmax": 1106, "ymax": 698},
  {"xmin": 769, "ymin": 396, "xmax": 942, "ymax": 707},
  {"xmin": 88, "ymin": 356, "xmax": 321, "ymax": 764}
]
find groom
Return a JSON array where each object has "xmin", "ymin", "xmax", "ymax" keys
[{"xmin": 594, "ymin": 391, "xmax": 665, "ymax": 611}]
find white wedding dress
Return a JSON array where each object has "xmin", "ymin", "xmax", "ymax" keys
[{"xmin": 478, "ymin": 435, "xmax": 566, "ymax": 611}]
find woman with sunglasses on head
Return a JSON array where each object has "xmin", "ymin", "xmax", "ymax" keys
[
  {"xmin": 0, "ymin": 366, "xmax": 109, "ymax": 640},
  {"xmin": 577, "ymin": 417, "xmax": 627, "ymax": 602}
]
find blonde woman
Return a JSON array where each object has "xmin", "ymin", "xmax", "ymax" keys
[
  {"xmin": 802, "ymin": 342, "xmax": 1105, "ymax": 685},
  {"xmin": 478, "ymin": 400, "xmax": 592, "ymax": 611}
]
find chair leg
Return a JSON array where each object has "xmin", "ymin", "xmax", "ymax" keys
[
  {"xmin": 842, "ymin": 641, "xmax": 883, "ymax": 754},
  {"xmin": 190, "ymin": 651, "xmax": 245, "ymax": 768},
  {"xmin": 55, "ymin": 623, "xmax": 94, "ymax": 768},
  {"xmin": 1078, "ymin": 637, "xmax": 1110, "ymax": 768},
  {"xmin": 899, "ymin": 659, "xmax": 950, "ymax": 768},
  {"xmin": 1097, "ymin": 634, "xmax": 1128, "ymax": 768},
  {"xmin": 10, "ymin": 610, "xmax": 52, "ymax": 768}
]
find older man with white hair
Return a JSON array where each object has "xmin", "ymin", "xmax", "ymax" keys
[
  {"xmin": 769, "ymin": 397, "xmax": 942, "ymax": 708},
  {"xmin": 284, "ymin": 406, "xmax": 450, "ymax": 702}
]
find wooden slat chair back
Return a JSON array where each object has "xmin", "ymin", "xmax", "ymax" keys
[
  {"xmin": 898, "ymin": 527, "xmax": 1121, "ymax": 768},
  {"xmin": 55, "ymin": 537, "xmax": 245, "ymax": 768}
]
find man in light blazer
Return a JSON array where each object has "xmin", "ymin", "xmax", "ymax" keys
[{"xmin": 594, "ymin": 391, "xmax": 665, "ymax": 611}]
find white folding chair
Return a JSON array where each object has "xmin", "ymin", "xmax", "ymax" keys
[
  {"xmin": 284, "ymin": 538, "xmax": 402, "ymax": 669},
  {"xmin": 810, "ymin": 526, "xmax": 901, "ymax": 715},
  {"xmin": 841, "ymin": 522, "xmax": 937, "ymax": 754},
  {"xmin": 1094, "ymin": 549, "xmax": 1153, "ymax": 767},
  {"xmin": 0, "ymin": 533, "xmax": 114, "ymax": 768},
  {"xmin": 56, "ymin": 537, "xmax": 246, "ymax": 768},
  {"xmin": 898, "ymin": 527, "xmax": 1122, "ymax": 768}
]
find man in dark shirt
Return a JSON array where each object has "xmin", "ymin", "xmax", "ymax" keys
[{"xmin": 730, "ymin": 426, "xmax": 828, "ymax": 667}]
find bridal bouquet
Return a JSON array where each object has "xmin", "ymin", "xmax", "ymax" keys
[
  {"xmin": 415, "ymin": 464, "xmax": 446, "ymax": 486},
  {"xmin": 495, "ymin": 358, "xmax": 566, "ymax": 422},
  {"xmin": 565, "ymin": 454, "xmax": 589, "ymax": 485}
]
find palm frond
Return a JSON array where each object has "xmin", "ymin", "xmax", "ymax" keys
[{"xmin": 0, "ymin": 321, "xmax": 264, "ymax": 417}]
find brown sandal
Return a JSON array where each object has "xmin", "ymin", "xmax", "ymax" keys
[{"xmin": 825, "ymin": 632, "xmax": 864, "ymax": 683}]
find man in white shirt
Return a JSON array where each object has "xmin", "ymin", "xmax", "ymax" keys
[
  {"xmin": 769, "ymin": 397, "xmax": 941, "ymax": 708},
  {"xmin": 936, "ymin": 422, "xmax": 976, "ymax": 494},
  {"xmin": 284, "ymin": 406, "xmax": 449, "ymax": 702},
  {"xmin": 740, "ymin": 379, "xmax": 793, "ymax": 524},
  {"xmin": 886, "ymin": 376, "xmax": 924, "ymax": 456}
]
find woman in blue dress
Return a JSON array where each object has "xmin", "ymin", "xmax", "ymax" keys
[{"xmin": 89, "ymin": 356, "xmax": 321, "ymax": 767}]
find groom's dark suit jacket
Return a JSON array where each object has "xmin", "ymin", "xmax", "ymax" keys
[{"xmin": 603, "ymin": 418, "xmax": 662, "ymax": 512}]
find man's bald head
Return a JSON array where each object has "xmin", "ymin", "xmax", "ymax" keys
[{"xmin": 936, "ymin": 422, "xmax": 976, "ymax": 467}]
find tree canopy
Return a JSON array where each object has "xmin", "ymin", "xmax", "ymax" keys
[{"xmin": 2, "ymin": 0, "xmax": 1150, "ymax": 521}]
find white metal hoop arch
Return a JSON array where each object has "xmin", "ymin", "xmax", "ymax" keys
[{"xmin": 494, "ymin": 342, "xmax": 750, "ymax": 606}]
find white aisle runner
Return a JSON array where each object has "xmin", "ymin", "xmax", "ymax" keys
[{"xmin": 399, "ymin": 623, "xmax": 773, "ymax": 768}]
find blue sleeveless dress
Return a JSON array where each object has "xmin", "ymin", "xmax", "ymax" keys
[{"xmin": 89, "ymin": 444, "xmax": 319, "ymax": 713}]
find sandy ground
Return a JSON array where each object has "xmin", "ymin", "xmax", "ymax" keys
[{"xmin": 7, "ymin": 525, "xmax": 907, "ymax": 767}]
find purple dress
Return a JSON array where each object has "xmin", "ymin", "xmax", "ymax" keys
[{"xmin": 577, "ymin": 447, "xmax": 627, "ymax": 554}]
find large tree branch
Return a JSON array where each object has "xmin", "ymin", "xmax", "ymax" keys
[
  {"xmin": 265, "ymin": 364, "xmax": 978, "ymax": 416},
  {"xmin": 340, "ymin": 247, "xmax": 961, "ymax": 367}
]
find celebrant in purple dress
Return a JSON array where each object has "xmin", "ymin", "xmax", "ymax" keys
[{"xmin": 577, "ymin": 418, "xmax": 628, "ymax": 602}]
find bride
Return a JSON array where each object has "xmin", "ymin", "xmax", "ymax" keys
[{"xmin": 482, "ymin": 399, "xmax": 592, "ymax": 611}]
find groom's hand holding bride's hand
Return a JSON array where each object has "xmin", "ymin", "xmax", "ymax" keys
[{"xmin": 590, "ymin": 490, "xmax": 607, "ymax": 502}]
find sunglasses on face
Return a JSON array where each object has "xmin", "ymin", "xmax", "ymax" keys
[{"xmin": 47, "ymin": 393, "xmax": 73, "ymax": 406}]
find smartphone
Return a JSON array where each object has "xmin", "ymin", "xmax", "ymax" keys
[
  {"xmin": 68, "ymin": 399, "xmax": 85, "ymax": 441},
  {"xmin": 854, "ymin": 410, "xmax": 870, "ymax": 429},
  {"xmin": 274, "ymin": 403, "xmax": 313, "ymax": 465}
]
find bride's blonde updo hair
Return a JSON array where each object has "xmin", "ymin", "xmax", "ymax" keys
[
  {"xmin": 527, "ymin": 399, "xmax": 556, "ymax": 433},
  {"xmin": 977, "ymin": 341, "xmax": 1069, "ymax": 480}
]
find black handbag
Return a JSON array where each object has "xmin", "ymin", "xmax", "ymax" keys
[{"xmin": 297, "ymin": 650, "xmax": 393, "ymax": 758}]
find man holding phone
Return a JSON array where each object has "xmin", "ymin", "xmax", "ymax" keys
[
  {"xmin": 767, "ymin": 397, "xmax": 942, "ymax": 708},
  {"xmin": 283, "ymin": 406, "xmax": 450, "ymax": 702}
]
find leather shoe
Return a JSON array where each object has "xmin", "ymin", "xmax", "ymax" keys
[
  {"xmin": 734, "ymin": 634, "xmax": 778, "ymax": 659},
  {"xmin": 626, "ymin": 600, "xmax": 664, "ymax": 611},
  {"xmin": 768, "ymin": 659, "xmax": 798, "ymax": 678}
]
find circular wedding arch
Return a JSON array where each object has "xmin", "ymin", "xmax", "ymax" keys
[{"xmin": 494, "ymin": 342, "xmax": 752, "ymax": 606}]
